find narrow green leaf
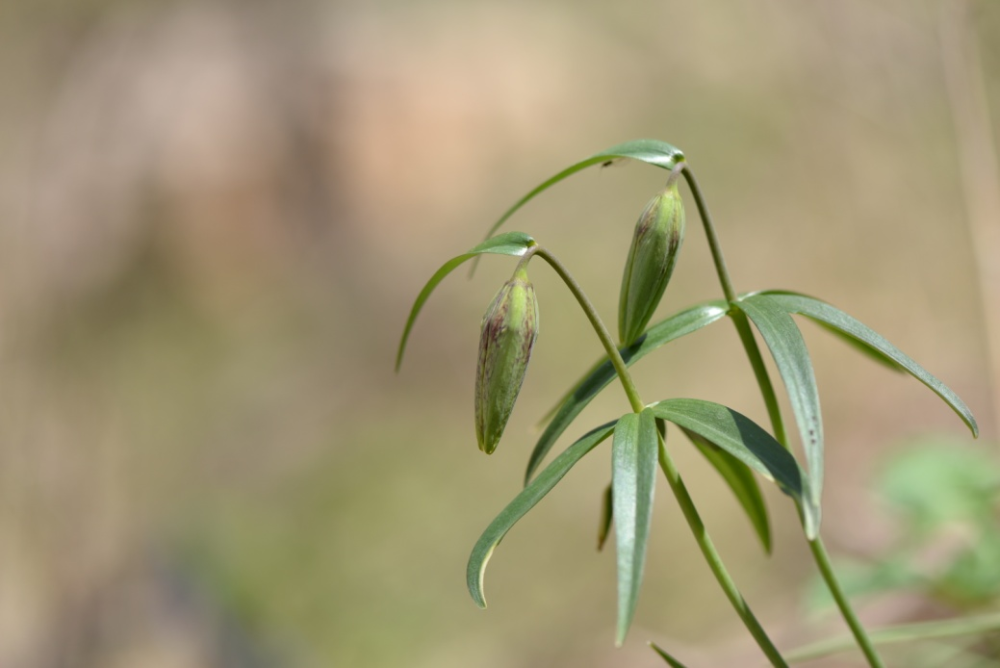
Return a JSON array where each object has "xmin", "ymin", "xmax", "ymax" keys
[
  {"xmin": 683, "ymin": 428, "xmax": 772, "ymax": 553},
  {"xmin": 649, "ymin": 642, "xmax": 690, "ymax": 668},
  {"xmin": 396, "ymin": 232, "xmax": 536, "ymax": 371},
  {"xmin": 467, "ymin": 420, "xmax": 616, "ymax": 608},
  {"xmin": 481, "ymin": 139, "xmax": 685, "ymax": 242},
  {"xmin": 526, "ymin": 301, "xmax": 728, "ymax": 484},
  {"xmin": 813, "ymin": 320, "xmax": 905, "ymax": 372},
  {"xmin": 612, "ymin": 409, "xmax": 658, "ymax": 647},
  {"xmin": 535, "ymin": 356, "xmax": 606, "ymax": 430},
  {"xmin": 646, "ymin": 399, "xmax": 804, "ymax": 501},
  {"xmin": 735, "ymin": 297, "xmax": 823, "ymax": 538},
  {"xmin": 597, "ymin": 483, "xmax": 613, "ymax": 551},
  {"xmin": 751, "ymin": 290, "xmax": 979, "ymax": 438}
]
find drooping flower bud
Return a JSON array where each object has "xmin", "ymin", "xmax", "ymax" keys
[
  {"xmin": 475, "ymin": 266, "xmax": 539, "ymax": 454},
  {"xmin": 618, "ymin": 183, "xmax": 686, "ymax": 345}
]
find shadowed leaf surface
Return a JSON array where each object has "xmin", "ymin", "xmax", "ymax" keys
[{"xmin": 526, "ymin": 301, "xmax": 727, "ymax": 483}]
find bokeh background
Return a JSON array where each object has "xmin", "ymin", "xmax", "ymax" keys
[{"xmin": 1, "ymin": 0, "xmax": 999, "ymax": 666}]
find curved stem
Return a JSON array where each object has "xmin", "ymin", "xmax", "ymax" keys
[
  {"xmin": 681, "ymin": 166, "xmax": 737, "ymax": 303},
  {"xmin": 534, "ymin": 247, "xmax": 644, "ymax": 414},
  {"xmin": 682, "ymin": 164, "xmax": 885, "ymax": 668},
  {"xmin": 534, "ymin": 246, "xmax": 788, "ymax": 668},
  {"xmin": 656, "ymin": 436, "xmax": 789, "ymax": 668}
]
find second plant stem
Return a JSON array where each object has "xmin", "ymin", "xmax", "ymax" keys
[
  {"xmin": 681, "ymin": 164, "xmax": 886, "ymax": 668},
  {"xmin": 534, "ymin": 246, "xmax": 790, "ymax": 668}
]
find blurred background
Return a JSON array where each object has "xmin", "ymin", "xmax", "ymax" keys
[{"xmin": 1, "ymin": 0, "xmax": 998, "ymax": 666}]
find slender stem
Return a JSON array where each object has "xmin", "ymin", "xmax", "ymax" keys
[
  {"xmin": 656, "ymin": 437, "xmax": 790, "ymax": 668},
  {"xmin": 807, "ymin": 536, "xmax": 886, "ymax": 667},
  {"xmin": 534, "ymin": 247, "xmax": 644, "ymax": 414},
  {"xmin": 533, "ymin": 246, "xmax": 788, "ymax": 668},
  {"xmin": 682, "ymin": 164, "xmax": 885, "ymax": 668},
  {"xmin": 681, "ymin": 166, "xmax": 737, "ymax": 303},
  {"xmin": 681, "ymin": 163, "xmax": 789, "ymax": 445},
  {"xmin": 731, "ymin": 310, "xmax": 789, "ymax": 446}
]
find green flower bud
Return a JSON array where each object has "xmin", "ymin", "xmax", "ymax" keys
[
  {"xmin": 475, "ymin": 267, "xmax": 539, "ymax": 454},
  {"xmin": 618, "ymin": 183, "xmax": 685, "ymax": 345}
]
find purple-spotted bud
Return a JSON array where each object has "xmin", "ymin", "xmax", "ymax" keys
[
  {"xmin": 618, "ymin": 183, "xmax": 685, "ymax": 345},
  {"xmin": 475, "ymin": 267, "xmax": 539, "ymax": 454}
]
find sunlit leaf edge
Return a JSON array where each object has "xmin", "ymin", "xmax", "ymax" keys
[
  {"xmin": 612, "ymin": 409, "xmax": 658, "ymax": 646},
  {"xmin": 480, "ymin": 139, "xmax": 685, "ymax": 243},
  {"xmin": 748, "ymin": 290, "xmax": 978, "ymax": 438}
]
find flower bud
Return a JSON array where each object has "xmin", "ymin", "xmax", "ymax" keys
[
  {"xmin": 618, "ymin": 183, "xmax": 685, "ymax": 345},
  {"xmin": 475, "ymin": 267, "xmax": 539, "ymax": 454}
]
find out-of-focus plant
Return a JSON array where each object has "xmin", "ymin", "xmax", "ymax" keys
[
  {"xmin": 796, "ymin": 437, "xmax": 1000, "ymax": 666},
  {"xmin": 396, "ymin": 139, "xmax": 980, "ymax": 667}
]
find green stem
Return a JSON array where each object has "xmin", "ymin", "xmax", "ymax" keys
[
  {"xmin": 680, "ymin": 166, "xmax": 736, "ymax": 303},
  {"xmin": 656, "ymin": 436, "xmax": 790, "ymax": 668},
  {"xmin": 534, "ymin": 248, "xmax": 644, "ymax": 414},
  {"xmin": 682, "ymin": 164, "xmax": 885, "ymax": 668},
  {"xmin": 807, "ymin": 536, "xmax": 886, "ymax": 668},
  {"xmin": 534, "ymin": 246, "xmax": 788, "ymax": 668},
  {"xmin": 681, "ymin": 165, "xmax": 788, "ymax": 444},
  {"xmin": 731, "ymin": 309, "xmax": 789, "ymax": 446}
]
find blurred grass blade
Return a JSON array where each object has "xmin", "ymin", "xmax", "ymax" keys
[
  {"xmin": 597, "ymin": 483, "xmax": 613, "ymax": 551},
  {"xmin": 526, "ymin": 301, "xmax": 727, "ymax": 484},
  {"xmin": 480, "ymin": 139, "xmax": 685, "ymax": 242},
  {"xmin": 467, "ymin": 420, "xmax": 616, "ymax": 608},
  {"xmin": 649, "ymin": 642, "xmax": 690, "ymax": 668},
  {"xmin": 683, "ymin": 428, "xmax": 771, "ymax": 553},
  {"xmin": 752, "ymin": 290, "xmax": 979, "ymax": 438},
  {"xmin": 785, "ymin": 612, "xmax": 1000, "ymax": 663},
  {"xmin": 735, "ymin": 296, "xmax": 823, "ymax": 538},
  {"xmin": 646, "ymin": 399, "xmax": 804, "ymax": 501},
  {"xmin": 611, "ymin": 409, "xmax": 658, "ymax": 647},
  {"xmin": 396, "ymin": 232, "xmax": 536, "ymax": 371}
]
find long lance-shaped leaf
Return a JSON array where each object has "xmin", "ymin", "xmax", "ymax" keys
[
  {"xmin": 396, "ymin": 232, "xmax": 536, "ymax": 371},
  {"xmin": 749, "ymin": 290, "xmax": 979, "ymax": 438},
  {"xmin": 480, "ymin": 139, "xmax": 685, "ymax": 243},
  {"xmin": 526, "ymin": 301, "xmax": 728, "ymax": 484},
  {"xmin": 467, "ymin": 420, "xmax": 616, "ymax": 608},
  {"xmin": 611, "ymin": 409, "xmax": 658, "ymax": 647},
  {"xmin": 734, "ymin": 297, "xmax": 823, "ymax": 538},
  {"xmin": 683, "ymin": 428, "xmax": 772, "ymax": 553},
  {"xmin": 646, "ymin": 399, "xmax": 805, "ymax": 502}
]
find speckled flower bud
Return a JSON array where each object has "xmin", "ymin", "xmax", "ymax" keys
[
  {"xmin": 618, "ymin": 183, "xmax": 685, "ymax": 345},
  {"xmin": 475, "ymin": 267, "xmax": 539, "ymax": 454}
]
